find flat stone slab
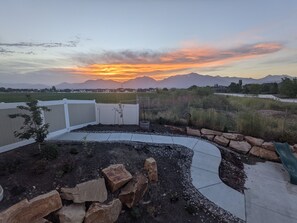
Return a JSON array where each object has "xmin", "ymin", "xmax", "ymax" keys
[
  {"xmin": 108, "ymin": 133, "xmax": 132, "ymax": 142},
  {"xmin": 192, "ymin": 151, "xmax": 221, "ymax": 173},
  {"xmin": 199, "ymin": 183, "xmax": 245, "ymax": 220},
  {"xmin": 131, "ymin": 134, "xmax": 153, "ymax": 143},
  {"xmin": 193, "ymin": 140, "xmax": 221, "ymax": 158},
  {"xmin": 172, "ymin": 136, "xmax": 198, "ymax": 149},
  {"xmin": 86, "ymin": 133, "xmax": 111, "ymax": 142},
  {"xmin": 53, "ymin": 132, "xmax": 89, "ymax": 141},
  {"xmin": 246, "ymin": 201, "xmax": 297, "ymax": 223},
  {"xmin": 245, "ymin": 162, "xmax": 297, "ymax": 222},
  {"xmin": 191, "ymin": 166, "xmax": 221, "ymax": 189},
  {"xmin": 151, "ymin": 135, "xmax": 173, "ymax": 144}
]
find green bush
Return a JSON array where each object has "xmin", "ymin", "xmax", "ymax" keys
[{"xmin": 41, "ymin": 144, "xmax": 59, "ymax": 160}]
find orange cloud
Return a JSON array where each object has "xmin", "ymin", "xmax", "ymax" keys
[{"xmin": 64, "ymin": 42, "xmax": 282, "ymax": 81}]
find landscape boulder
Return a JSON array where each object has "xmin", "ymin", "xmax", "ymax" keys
[
  {"xmin": 33, "ymin": 219, "xmax": 52, "ymax": 223},
  {"xmin": 0, "ymin": 190, "xmax": 62, "ymax": 223},
  {"xmin": 229, "ymin": 140, "xmax": 252, "ymax": 154},
  {"xmin": 214, "ymin": 135, "xmax": 230, "ymax": 147},
  {"xmin": 202, "ymin": 134, "xmax": 215, "ymax": 141},
  {"xmin": 261, "ymin": 142, "xmax": 275, "ymax": 151},
  {"xmin": 294, "ymin": 144, "xmax": 297, "ymax": 153},
  {"xmin": 102, "ymin": 164, "xmax": 133, "ymax": 192},
  {"xmin": 60, "ymin": 179, "xmax": 107, "ymax": 203},
  {"xmin": 84, "ymin": 199, "xmax": 122, "ymax": 223},
  {"xmin": 58, "ymin": 204, "xmax": 85, "ymax": 223},
  {"xmin": 119, "ymin": 173, "xmax": 148, "ymax": 208},
  {"xmin": 201, "ymin": 128, "xmax": 222, "ymax": 136},
  {"xmin": 144, "ymin": 157, "xmax": 158, "ymax": 182},
  {"xmin": 249, "ymin": 146, "xmax": 279, "ymax": 162},
  {"xmin": 222, "ymin": 133, "xmax": 244, "ymax": 141},
  {"xmin": 186, "ymin": 127, "xmax": 201, "ymax": 137},
  {"xmin": 244, "ymin": 136, "xmax": 264, "ymax": 147}
]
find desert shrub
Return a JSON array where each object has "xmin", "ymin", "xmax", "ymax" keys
[
  {"xmin": 41, "ymin": 144, "xmax": 58, "ymax": 160},
  {"xmin": 31, "ymin": 159, "xmax": 48, "ymax": 175},
  {"xmin": 191, "ymin": 108, "xmax": 235, "ymax": 131},
  {"xmin": 69, "ymin": 147, "xmax": 79, "ymax": 155},
  {"xmin": 130, "ymin": 207, "xmax": 142, "ymax": 219},
  {"xmin": 56, "ymin": 158, "xmax": 75, "ymax": 178}
]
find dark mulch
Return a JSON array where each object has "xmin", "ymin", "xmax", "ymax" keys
[{"xmin": 0, "ymin": 141, "xmax": 224, "ymax": 223}]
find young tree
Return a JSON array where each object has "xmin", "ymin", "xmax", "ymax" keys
[{"xmin": 9, "ymin": 96, "xmax": 51, "ymax": 151}]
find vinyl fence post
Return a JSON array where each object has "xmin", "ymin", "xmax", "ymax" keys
[{"xmin": 63, "ymin": 98, "xmax": 70, "ymax": 131}]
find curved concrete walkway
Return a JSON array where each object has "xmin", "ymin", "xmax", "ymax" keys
[{"xmin": 51, "ymin": 132, "xmax": 245, "ymax": 220}]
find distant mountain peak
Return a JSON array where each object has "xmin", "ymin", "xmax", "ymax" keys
[{"xmin": 1, "ymin": 73, "xmax": 294, "ymax": 89}]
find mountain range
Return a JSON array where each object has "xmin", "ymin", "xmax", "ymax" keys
[{"xmin": 0, "ymin": 73, "xmax": 292, "ymax": 89}]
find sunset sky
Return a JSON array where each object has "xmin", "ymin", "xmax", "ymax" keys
[{"xmin": 0, "ymin": 0, "xmax": 297, "ymax": 84}]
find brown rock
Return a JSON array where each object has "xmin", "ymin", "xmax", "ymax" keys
[
  {"xmin": 186, "ymin": 127, "xmax": 201, "ymax": 137},
  {"xmin": 60, "ymin": 179, "xmax": 107, "ymax": 203},
  {"xmin": 229, "ymin": 140, "xmax": 252, "ymax": 154},
  {"xmin": 144, "ymin": 158, "xmax": 158, "ymax": 182},
  {"xmin": 244, "ymin": 136, "xmax": 264, "ymax": 147},
  {"xmin": 0, "ymin": 190, "xmax": 62, "ymax": 223},
  {"xmin": 119, "ymin": 173, "xmax": 148, "ymax": 208},
  {"xmin": 58, "ymin": 204, "xmax": 85, "ymax": 223},
  {"xmin": 214, "ymin": 136, "xmax": 230, "ymax": 147},
  {"xmin": 201, "ymin": 128, "xmax": 222, "ymax": 136},
  {"xmin": 84, "ymin": 199, "xmax": 122, "ymax": 223},
  {"xmin": 262, "ymin": 142, "xmax": 275, "ymax": 151},
  {"xmin": 102, "ymin": 164, "xmax": 133, "ymax": 192},
  {"xmin": 249, "ymin": 146, "xmax": 279, "ymax": 161},
  {"xmin": 294, "ymin": 144, "xmax": 297, "ymax": 153},
  {"xmin": 202, "ymin": 134, "xmax": 215, "ymax": 141},
  {"xmin": 222, "ymin": 133, "xmax": 244, "ymax": 141},
  {"xmin": 33, "ymin": 219, "xmax": 53, "ymax": 223},
  {"xmin": 164, "ymin": 125, "xmax": 185, "ymax": 133}
]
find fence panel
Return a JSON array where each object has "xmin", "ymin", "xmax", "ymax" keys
[{"xmin": 97, "ymin": 103, "xmax": 139, "ymax": 125}]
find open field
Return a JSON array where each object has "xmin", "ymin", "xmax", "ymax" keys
[{"xmin": 1, "ymin": 90, "xmax": 297, "ymax": 144}]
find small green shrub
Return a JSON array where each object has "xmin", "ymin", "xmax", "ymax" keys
[
  {"xmin": 41, "ymin": 144, "xmax": 59, "ymax": 160},
  {"xmin": 31, "ymin": 159, "xmax": 48, "ymax": 175},
  {"xmin": 130, "ymin": 207, "xmax": 142, "ymax": 219},
  {"xmin": 69, "ymin": 147, "xmax": 79, "ymax": 155}
]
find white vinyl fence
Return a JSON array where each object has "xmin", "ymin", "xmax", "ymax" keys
[{"xmin": 0, "ymin": 99, "xmax": 139, "ymax": 153}]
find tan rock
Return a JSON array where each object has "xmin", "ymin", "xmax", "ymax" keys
[
  {"xmin": 202, "ymin": 134, "xmax": 215, "ymax": 141},
  {"xmin": 164, "ymin": 125, "xmax": 185, "ymax": 133},
  {"xmin": 186, "ymin": 127, "xmax": 201, "ymax": 137},
  {"xmin": 102, "ymin": 164, "xmax": 133, "ymax": 192},
  {"xmin": 60, "ymin": 179, "xmax": 107, "ymax": 203},
  {"xmin": 244, "ymin": 136, "xmax": 264, "ymax": 146},
  {"xmin": 214, "ymin": 136, "xmax": 230, "ymax": 147},
  {"xmin": 222, "ymin": 133, "xmax": 244, "ymax": 141},
  {"xmin": 249, "ymin": 146, "xmax": 279, "ymax": 161},
  {"xmin": 58, "ymin": 204, "xmax": 85, "ymax": 223},
  {"xmin": 0, "ymin": 190, "xmax": 62, "ymax": 223},
  {"xmin": 262, "ymin": 142, "xmax": 275, "ymax": 151},
  {"xmin": 144, "ymin": 158, "xmax": 158, "ymax": 182},
  {"xmin": 33, "ymin": 219, "xmax": 53, "ymax": 223},
  {"xmin": 119, "ymin": 173, "xmax": 148, "ymax": 208},
  {"xmin": 84, "ymin": 199, "xmax": 122, "ymax": 223},
  {"xmin": 229, "ymin": 140, "xmax": 252, "ymax": 154},
  {"xmin": 201, "ymin": 128, "xmax": 222, "ymax": 136}
]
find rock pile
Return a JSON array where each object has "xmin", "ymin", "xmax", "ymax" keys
[
  {"xmin": 0, "ymin": 159, "xmax": 158, "ymax": 223},
  {"xmin": 186, "ymin": 127, "xmax": 296, "ymax": 162}
]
